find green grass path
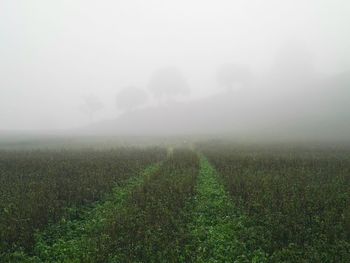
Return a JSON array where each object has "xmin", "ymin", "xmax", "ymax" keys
[
  {"xmin": 7, "ymin": 154, "xmax": 270, "ymax": 262},
  {"xmin": 187, "ymin": 156, "xmax": 268, "ymax": 262},
  {"xmin": 7, "ymin": 163, "xmax": 161, "ymax": 263}
]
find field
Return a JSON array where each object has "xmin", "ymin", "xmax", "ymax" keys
[{"xmin": 0, "ymin": 138, "xmax": 349, "ymax": 262}]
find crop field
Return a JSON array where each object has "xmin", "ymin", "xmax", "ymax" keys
[{"xmin": 0, "ymin": 140, "xmax": 350, "ymax": 262}]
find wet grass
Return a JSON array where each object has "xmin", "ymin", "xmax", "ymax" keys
[{"xmin": 186, "ymin": 156, "xmax": 268, "ymax": 262}]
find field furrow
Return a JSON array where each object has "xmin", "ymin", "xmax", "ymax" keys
[
  {"xmin": 5, "ymin": 148, "xmax": 200, "ymax": 262},
  {"xmin": 2, "ymin": 142, "xmax": 349, "ymax": 262},
  {"xmin": 105, "ymin": 149, "xmax": 199, "ymax": 262},
  {"xmin": 3, "ymin": 163, "xmax": 161, "ymax": 262},
  {"xmin": 186, "ymin": 156, "xmax": 268, "ymax": 262},
  {"xmin": 0, "ymin": 148, "xmax": 166, "ymax": 255},
  {"xmin": 201, "ymin": 142, "xmax": 350, "ymax": 262}
]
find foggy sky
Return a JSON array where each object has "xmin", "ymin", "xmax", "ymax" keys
[{"xmin": 1, "ymin": 0, "xmax": 349, "ymax": 130}]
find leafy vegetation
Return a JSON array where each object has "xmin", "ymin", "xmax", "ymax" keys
[
  {"xmin": 200, "ymin": 142, "xmax": 350, "ymax": 262},
  {"xmin": 1, "ymin": 140, "xmax": 349, "ymax": 262},
  {"xmin": 5, "ymin": 164, "xmax": 160, "ymax": 263},
  {"xmin": 186, "ymin": 156, "xmax": 268, "ymax": 262},
  {"xmin": 1, "ymin": 148, "xmax": 199, "ymax": 262},
  {"xmin": 0, "ymin": 148, "xmax": 166, "ymax": 254},
  {"xmin": 105, "ymin": 148, "xmax": 199, "ymax": 262}
]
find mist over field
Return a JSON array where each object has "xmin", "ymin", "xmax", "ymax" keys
[
  {"xmin": 2, "ymin": 2, "xmax": 350, "ymax": 261},
  {"xmin": 1, "ymin": 0, "xmax": 349, "ymax": 140}
]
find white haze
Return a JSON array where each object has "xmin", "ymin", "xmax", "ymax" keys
[{"xmin": 0, "ymin": 0, "xmax": 349, "ymax": 135}]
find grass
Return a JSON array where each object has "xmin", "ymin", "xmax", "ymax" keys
[
  {"xmin": 3, "ymin": 149, "xmax": 200, "ymax": 262},
  {"xmin": 0, "ymin": 148, "xmax": 165, "ymax": 254},
  {"xmin": 1, "ymin": 140, "xmax": 349, "ymax": 262},
  {"xmin": 200, "ymin": 142, "xmax": 350, "ymax": 262},
  {"xmin": 2, "ymin": 163, "xmax": 161, "ymax": 262},
  {"xmin": 186, "ymin": 156, "xmax": 268, "ymax": 262},
  {"xmin": 105, "ymin": 149, "xmax": 199, "ymax": 262}
]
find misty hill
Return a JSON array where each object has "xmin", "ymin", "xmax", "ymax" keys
[{"xmin": 85, "ymin": 73, "xmax": 350, "ymax": 140}]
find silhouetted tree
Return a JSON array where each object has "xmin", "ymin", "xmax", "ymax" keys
[
  {"xmin": 216, "ymin": 63, "xmax": 253, "ymax": 91},
  {"xmin": 116, "ymin": 86, "xmax": 148, "ymax": 112},
  {"xmin": 148, "ymin": 67, "xmax": 189, "ymax": 100},
  {"xmin": 80, "ymin": 94, "xmax": 103, "ymax": 121}
]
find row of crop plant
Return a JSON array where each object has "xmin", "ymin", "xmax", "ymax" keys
[
  {"xmin": 0, "ymin": 148, "xmax": 166, "ymax": 254},
  {"xmin": 26, "ymin": 152, "xmax": 271, "ymax": 263},
  {"xmin": 4, "ymin": 149, "xmax": 199, "ymax": 262},
  {"xmin": 4, "ymin": 143, "xmax": 348, "ymax": 262},
  {"xmin": 199, "ymin": 142, "xmax": 350, "ymax": 262}
]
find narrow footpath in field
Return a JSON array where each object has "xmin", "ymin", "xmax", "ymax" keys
[
  {"xmin": 17, "ymin": 149, "xmax": 200, "ymax": 263},
  {"xmin": 18, "ymin": 163, "xmax": 161, "ymax": 263},
  {"xmin": 11, "ymin": 151, "xmax": 270, "ymax": 262},
  {"xmin": 187, "ymin": 156, "xmax": 268, "ymax": 262}
]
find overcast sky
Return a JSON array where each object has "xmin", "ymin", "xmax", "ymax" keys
[{"xmin": 1, "ymin": 0, "xmax": 349, "ymax": 130}]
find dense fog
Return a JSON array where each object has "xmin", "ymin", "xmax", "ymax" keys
[{"xmin": 1, "ymin": 0, "xmax": 349, "ymax": 140}]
